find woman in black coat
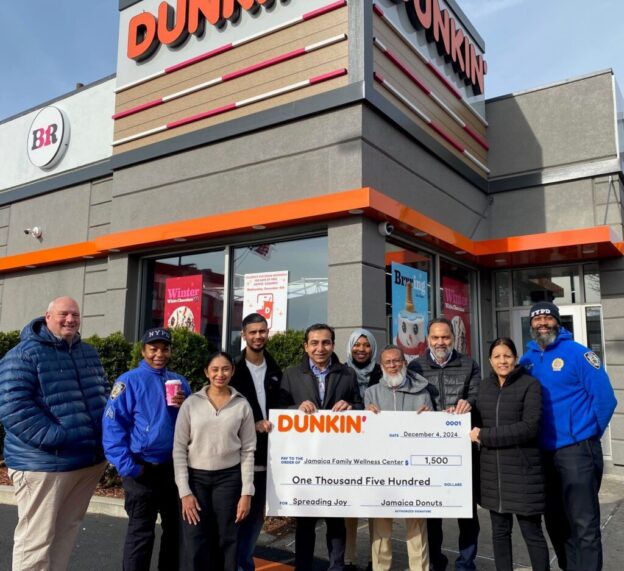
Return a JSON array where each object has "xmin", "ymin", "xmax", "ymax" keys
[{"xmin": 470, "ymin": 338, "xmax": 549, "ymax": 571}]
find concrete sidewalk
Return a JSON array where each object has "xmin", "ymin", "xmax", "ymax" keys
[{"xmin": 0, "ymin": 473, "xmax": 622, "ymax": 570}]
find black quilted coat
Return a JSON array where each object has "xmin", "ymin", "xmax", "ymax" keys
[{"xmin": 475, "ymin": 366, "xmax": 545, "ymax": 515}]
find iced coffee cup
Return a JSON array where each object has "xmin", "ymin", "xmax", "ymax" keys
[{"xmin": 165, "ymin": 379, "xmax": 182, "ymax": 406}]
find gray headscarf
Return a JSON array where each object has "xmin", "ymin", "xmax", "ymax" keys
[{"xmin": 346, "ymin": 328, "xmax": 379, "ymax": 397}]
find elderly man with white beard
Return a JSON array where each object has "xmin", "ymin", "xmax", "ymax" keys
[{"xmin": 364, "ymin": 345, "xmax": 432, "ymax": 571}]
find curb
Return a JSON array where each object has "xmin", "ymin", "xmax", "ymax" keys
[{"xmin": 0, "ymin": 484, "xmax": 127, "ymax": 518}]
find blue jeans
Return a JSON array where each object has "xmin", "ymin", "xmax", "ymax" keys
[
  {"xmin": 237, "ymin": 471, "xmax": 266, "ymax": 571},
  {"xmin": 544, "ymin": 437, "xmax": 603, "ymax": 571}
]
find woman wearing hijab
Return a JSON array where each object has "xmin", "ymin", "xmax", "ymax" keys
[{"xmin": 344, "ymin": 328, "xmax": 382, "ymax": 570}]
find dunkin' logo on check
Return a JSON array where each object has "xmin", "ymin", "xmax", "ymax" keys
[{"xmin": 277, "ymin": 414, "xmax": 365, "ymax": 434}]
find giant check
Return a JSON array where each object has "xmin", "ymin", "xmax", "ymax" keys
[{"xmin": 267, "ymin": 410, "xmax": 472, "ymax": 518}]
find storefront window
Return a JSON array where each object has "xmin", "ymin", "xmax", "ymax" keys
[
  {"xmin": 385, "ymin": 243, "xmax": 433, "ymax": 362},
  {"xmin": 148, "ymin": 250, "xmax": 226, "ymax": 350},
  {"xmin": 584, "ymin": 263, "xmax": 601, "ymax": 303},
  {"xmin": 494, "ymin": 271, "xmax": 511, "ymax": 307},
  {"xmin": 229, "ymin": 236, "xmax": 328, "ymax": 354},
  {"xmin": 512, "ymin": 266, "xmax": 580, "ymax": 306},
  {"xmin": 440, "ymin": 259, "xmax": 475, "ymax": 356}
]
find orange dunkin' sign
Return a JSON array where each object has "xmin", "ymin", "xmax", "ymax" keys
[
  {"xmin": 277, "ymin": 414, "xmax": 365, "ymax": 434},
  {"xmin": 395, "ymin": 0, "xmax": 486, "ymax": 95},
  {"xmin": 128, "ymin": 0, "xmax": 276, "ymax": 62}
]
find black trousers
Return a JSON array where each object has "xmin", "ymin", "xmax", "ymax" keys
[
  {"xmin": 295, "ymin": 517, "xmax": 345, "ymax": 571},
  {"xmin": 181, "ymin": 465, "xmax": 242, "ymax": 571},
  {"xmin": 544, "ymin": 437, "xmax": 604, "ymax": 571},
  {"xmin": 122, "ymin": 461, "xmax": 181, "ymax": 571},
  {"xmin": 489, "ymin": 511, "xmax": 550, "ymax": 571}
]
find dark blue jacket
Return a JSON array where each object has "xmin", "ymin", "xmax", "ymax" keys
[
  {"xmin": 102, "ymin": 360, "xmax": 191, "ymax": 478},
  {"xmin": 0, "ymin": 317, "xmax": 108, "ymax": 472},
  {"xmin": 519, "ymin": 328, "xmax": 617, "ymax": 450}
]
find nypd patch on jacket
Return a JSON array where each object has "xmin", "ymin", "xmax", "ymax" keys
[
  {"xmin": 102, "ymin": 359, "xmax": 191, "ymax": 478},
  {"xmin": 519, "ymin": 328, "xmax": 617, "ymax": 451}
]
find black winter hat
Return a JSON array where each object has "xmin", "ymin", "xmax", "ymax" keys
[{"xmin": 529, "ymin": 301, "xmax": 561, "ymax": 324}]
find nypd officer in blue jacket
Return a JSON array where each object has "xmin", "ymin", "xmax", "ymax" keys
[
  {"xmin": 103, "ymin": 328, "xmax": 192, "ymax": 571},
  {"xmin": 520, "ymin": 301, "xmax": 616, "ymax": 571}
]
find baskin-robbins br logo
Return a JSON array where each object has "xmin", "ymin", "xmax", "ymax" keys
[
  {"xmin": 27, "ymin": 106, "xmax": 70, "ymax": 170},
  {"xmin": 277, "ymin": 414, "xmax": 366, "ymax": 434}
]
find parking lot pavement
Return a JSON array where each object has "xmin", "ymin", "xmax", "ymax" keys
[{"xmin": 0, "ymin": 473, "xmax": 621, "ymax": 570}]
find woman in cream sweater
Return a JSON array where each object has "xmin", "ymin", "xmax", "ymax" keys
[{"xmin": 173, "ymin": 351, "xmax": 257, "ymax": 570}]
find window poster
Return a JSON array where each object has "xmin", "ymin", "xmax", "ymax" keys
[
  {"xmin": 242, "ymin": 271, "xmax": 288, "ymax": 336},
  {"xmin": 391, "ymin": 263, "xmax": 429, "ymax": 362},
  {"xmin": 442, "ymin": 276, "xmax": 471, "ymax": 355},
  {"xmin": 163, "ymin": 275, "xmax": 203, "ymax": 333}
]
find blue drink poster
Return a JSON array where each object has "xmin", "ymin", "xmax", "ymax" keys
[{"xmin": 391, "ymin": 263, "xmax": 429, "ymax": 362}]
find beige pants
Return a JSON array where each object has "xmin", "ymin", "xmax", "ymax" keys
[
  {"xmin": 345, "ymin": 518, "xmax": 374, "ymax": 564},
  {"xmin": 371, "ymin": 518, "xmax": 428, "ymax": 571},
  {"xmin": 9, "ymin": 461, "xmax": 106, "ymax": 571}
]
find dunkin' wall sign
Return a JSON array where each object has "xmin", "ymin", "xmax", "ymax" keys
[
  {"xmin": 116, "ymin": 0, "xmax": 330, "ymax": 87},
  {"xmin": 26, "ymin": 106, "xmax": 70, "ymax": 170},
  {"xmin": 392, "ymin": 0, "xmax": 486, "ymax": 95}
]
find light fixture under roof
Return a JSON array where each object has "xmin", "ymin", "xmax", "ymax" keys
[
  {"xmin": 348, "ymin": 209, "xmax": 364, "ymax": 215},
  {"xmin": 108, "ymin": 248, "xmax": 121, "ymax": 253},
  {"xmin": 252, "ymin": 225, "xmax": 266, "ymax": 230},
  {"xmin": 494, "ymin": 258, "xmax": 507, "ymax": 264},
  {"xmin": 25, "ymin": 265, "xmax": 37, "ymax": 269},
  {"xmin": 413, "ymin": 231, "xmax": 427, "ymax": 237},
  {"xmin": 173, "ymin": 237, "xmax": 187, "ymax": 242},
  {"xmin": 454, "ymin": 250, "xmax": 466, "ymax": 255},
  {"xmin": 83, "ymin": 255, "xmax": 95, "ymax": 259}
]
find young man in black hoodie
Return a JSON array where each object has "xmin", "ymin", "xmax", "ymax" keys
[{"xmin": 230, "ymin": 313, "xmax": 282, "ymax": 571}]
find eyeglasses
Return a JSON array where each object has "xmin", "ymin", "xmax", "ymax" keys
[{"xmin": 382, "ymin": 359, "xmax": 405, "ymax": 366}]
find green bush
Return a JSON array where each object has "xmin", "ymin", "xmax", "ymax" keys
[
  {"xmin": 0, "ymin": 331, "xmax": 20, "ymax": 360},
  {"xmin": 0, "ymin": 332, "xmax": 22, "ymax": 455},
  {"xmin": 266, "ymin": 329, "xmax": 305, "ymax": 370},
  {"xmin": 131, "ymin": 327, "xmax": 215, "ymax": 392},
  {"xmin": 84, "ymin": 332, "xmax": 133, "ymax": 387}
]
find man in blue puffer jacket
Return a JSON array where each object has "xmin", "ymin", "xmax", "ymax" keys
[
  {"xmin": 0, "ymin": 296, "xmax": 108, "ymax": 571},
  {"xmin": 103, "ymin": 327, "xmax": 191, "ymax": 570},
  {"xmin": 520, "ymin": 301, "xmax": 617, "ymax": 571}
]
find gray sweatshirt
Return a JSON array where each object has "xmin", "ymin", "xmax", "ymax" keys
[
  {"xmin": 173, "ymin": 385, "xmax": 256, "ymax": 498},
  {"xmin": 364, "ymin": 370, "xmax": 433, "ymax": 411}
]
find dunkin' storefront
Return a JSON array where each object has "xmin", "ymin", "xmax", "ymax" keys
[{"xmin": 0, "ymin": 0, "xmax": 623, "ymax": 469}]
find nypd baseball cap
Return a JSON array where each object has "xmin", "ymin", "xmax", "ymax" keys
[
  {"xmin": 529, "ymin": 301, "xmax": 561, "ymax": 324},
  {"xmin": 141, "ymin": 327, "xmax": 172, "ymax": 345}
]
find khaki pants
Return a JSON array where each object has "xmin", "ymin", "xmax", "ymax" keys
[
  {"xmin": 9, "ymin": 462, "xmax": 106, "ymax": 571},
  {"xmin": 345, "ymin": 518, "xmax": 374, "ymax": 564},
  {"xmin": 371, "ymin": 518, "xmax": 428, "ymax": 571}
]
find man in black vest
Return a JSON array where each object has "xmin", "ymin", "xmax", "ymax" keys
[
  {"xmin": 230, "ymin": 313, "xmax": 282, "ymax": 571},
  {"xmin": 408, "ymin": 317, "xmax": 481, "ymax": 571}
]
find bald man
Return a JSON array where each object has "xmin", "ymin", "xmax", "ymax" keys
[{"xmin": 0, "ymin": 296, "xmax": 108, "ymax": 571}]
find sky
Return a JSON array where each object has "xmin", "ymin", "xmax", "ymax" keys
[{"xmin": 1, "ymin": 0, "xmax": 624, "ymax": 122}]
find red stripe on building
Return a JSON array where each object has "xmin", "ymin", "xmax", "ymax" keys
[
  {"xmin": 309, "ymin": 68, "xmax": 348, "ymax": 84},
  {"xmin": 429, "ymin": 121, "xmax": 465, "ymax": 153},
  {"xmin": 221, "ymin": 48, "xmax": 307, "ymax": 82},
  {"xmin": 112, "ymin": 98, "xmax": 163, "ymax": 120},
  {"xmin": 167, "ymin": 103, "xmax": 238, "ymax": 129},
  {"xmin": 303, "ymin": 0, "xmax": 347, "ymax": 20},
  {"xmin": 164, "ymin": 44, "xmax": 234, "ymax": 74}
]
